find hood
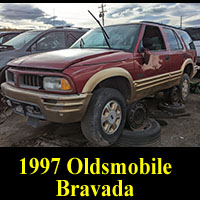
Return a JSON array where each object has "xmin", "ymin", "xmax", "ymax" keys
[{"xmin": 8, "ymin": 48, "xmax": 121, "ymax": 70}]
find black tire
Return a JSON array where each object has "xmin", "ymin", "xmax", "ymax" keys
[
  {"xmin": 158, "ymin": 102, "xmax": 185, "ymax": 114},
  {"xmin": 164, "ymin": 87, "xmax": 181, "ymax": 104},
  {"xmin": 126, "ymin": 102, "xmax": 148, "ymax": 131},
  {"xmin": 81, "ymin": 88, "xmax": 126, "ymax": 147},
  {"xmin": 179, "ymin": 73, "xmax": 190, "ymax": 103},
  {"xmin": 115, "ymin": 119, "xmax": 161, "ymax": 147}
]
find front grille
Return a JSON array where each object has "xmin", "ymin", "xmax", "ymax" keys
[{"xmin": 19, "ymin": 74, "xmax": 43, "ymax": 89}]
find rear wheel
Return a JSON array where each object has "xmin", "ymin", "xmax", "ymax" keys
[
  {"xmin": 179, "ymin": 73, "xmax": 190, "ymax": 103},
  {"xmin": 81, "ymin": 88, "xmax": 126, "ymax": 146},
  {"xmin": 164, "ymin": 87, "xmax": 180, "ymax": 104},
  {"xmin": 164, "ymin": 73, "xmax": 190, "ymax": 104}
]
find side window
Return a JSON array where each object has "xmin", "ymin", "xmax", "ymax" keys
[
  {"xmin": 177, "ymin": 30, "xmax": 195, "ymax": 50},
  {"xmin": 142, "ymin": 25, "xmax": 166, "ymax": 51},
  {"xmin": 163, "ymin": 28, "xmax": 183, "ymax": 51},
  {"xmin": 32, "ymin": 31, "xmax": 66, "ymax": 51},
  {"xmin": 174, "ymin": 33, "xmax": 183, "ymax": 50},
  {"xmin": 67, "ymin": 32, "xmax": 83, "ymax": 47},
  {"xmin": 0, "ymin": 36, "xmax": 3, "ymax": 44},
  {"xmin": 2, "ymin": 33, "xmax": 18, "ymax": 43}
]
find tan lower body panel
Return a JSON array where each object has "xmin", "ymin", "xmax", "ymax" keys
[
  {"xmin": 1, "ymin": 83, "xmax": 92, "ymax": 123},
  {"xmin": 129, "ymin": 70, "xmax": 182, "ymax": 103}
]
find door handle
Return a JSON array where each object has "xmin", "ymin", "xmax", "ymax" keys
[{"xmin": 165, "ymin": 55, "xmax": 170, "ymax": 60}]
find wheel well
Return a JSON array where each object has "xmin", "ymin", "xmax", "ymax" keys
[
  {"xmin": 93, "ymin": 76, "xmax": 131, "ymax": 100},
  {"xmin": 184, "ymin": 64, "xmax": 193, "ymax": 78}
]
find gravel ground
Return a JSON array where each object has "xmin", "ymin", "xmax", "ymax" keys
[{"xmin": 0, "ymin": 78, "xmax": 200, "ymax": 147}]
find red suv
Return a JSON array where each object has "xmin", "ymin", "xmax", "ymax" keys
[{"xmin": 1, "ymin": 21, "xmax": 197, "ymax": 146}]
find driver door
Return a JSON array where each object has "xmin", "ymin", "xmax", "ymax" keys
[{"xmin": 134, "ymin": 25, "xmax": 170, "ymax": 79}]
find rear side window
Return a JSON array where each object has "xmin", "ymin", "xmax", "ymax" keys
[
  {"xmin": 177, "ymin": 29, "xmax": 195, "ymax": 50},
  {"xmin": 163, "ymin": 28, "xmax": 183, "ymax": 50},
  {"xmin": 2, "ymin": 33, "xmax": 18, "ymax": 43},
  {"xmin": 67, "ymin": 31, "xmax": 85, "ymax": 47}
]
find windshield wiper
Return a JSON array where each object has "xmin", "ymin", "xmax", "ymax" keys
[{"xmin": 88, "ymin": 10, "xmax": 111, "ymax": 49}]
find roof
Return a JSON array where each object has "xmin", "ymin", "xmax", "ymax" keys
[
  {"xmin": 141, "ymin": 21, "xmax": 184, "ymax": 31},
  {"xmin": 51, "ymin": 26, "xmax": 90, "ymax": 32}
]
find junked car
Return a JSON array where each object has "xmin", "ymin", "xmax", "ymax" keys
[
  {"xmin": 0, "ymin": 26, "xmax": 89, "ymax": 84},
  {"xmin": 1, "ymin": 21, "xmax": 198, "ymax": 146}
]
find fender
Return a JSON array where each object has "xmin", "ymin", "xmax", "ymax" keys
[
  {"xmin": 180, "ymin": 58, "xmax": 196, "ymax": 78},
  {"xmin": 82, "ymin": 67, "xmax": 134, "ymax": 99}
]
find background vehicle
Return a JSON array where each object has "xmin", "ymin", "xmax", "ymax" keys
[
  {"xmin": 0, "ymin": 31, "xmax": 23, "ymax": 45},
  {"xmin": 1, "ymin": 22, "xmax": 197, "ymax": 146},
  {"xmin": 185, "ymin": 27, "xmax": 200, "ymax": 65},
  {"xmin": 0, "ymin": 26, "xmax": 89, "ymax": 84}
]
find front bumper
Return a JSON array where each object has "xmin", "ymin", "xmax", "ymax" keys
[{"xmin": 1, "ymin": 83, "xmax": 92, "ymax": 123}]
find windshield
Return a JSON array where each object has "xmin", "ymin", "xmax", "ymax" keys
[
  {"xmin": 71, "ymin": 24, "xmax": 141, "ymax": 52},
  {"xmin": 3, "ymin": 30, "xmax": 42, "ymax": 49},
  {"xmin": 185, "ymin": 28, "xmax": 200, "ymax": 41}
]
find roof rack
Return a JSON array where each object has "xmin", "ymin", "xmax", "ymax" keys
[
  {"xmin": 51, "ymin": 26, "xmax": 90, "ymax": 30},
  {"xmin": 185, "ymin": 27, "xmax": 200, "ymax": 30},
  {"xmin": 141, "ymin": 21, "xmax": 183, "ymax": 30}
]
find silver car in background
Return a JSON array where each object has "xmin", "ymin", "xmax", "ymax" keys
[
  {"xmin": 185, "ymin": 27, "xmax": 200, "ymax": 65},
  {"xmin": 0, "ymin": 26, "xmax": 89, "ymax": 84}
]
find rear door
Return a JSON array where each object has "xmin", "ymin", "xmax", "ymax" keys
[
  {"xmin": 177, "ymin": 29, "xmax": 197, "ymax": 64},
  {"xmin": 162, "ymin": 28, "xmax": 185, "ymax": 72}
]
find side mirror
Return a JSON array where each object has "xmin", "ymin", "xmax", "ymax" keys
[{"xmin": 138, "ymin": 40, "xmax": 150, "ymax": 65}]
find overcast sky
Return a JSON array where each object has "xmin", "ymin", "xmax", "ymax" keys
[{"xmin": 0, "ymin": 3, "xmax": 199, "ymax": 29}]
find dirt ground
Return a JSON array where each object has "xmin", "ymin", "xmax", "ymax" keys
[{"xmin": 0, "ymin": 78, "xmax": 200, "ymax": 147}]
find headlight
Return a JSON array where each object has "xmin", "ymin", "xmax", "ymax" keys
[{"xmin": 43, "ymin": 77, "xmax": 72, "ymax": 91}]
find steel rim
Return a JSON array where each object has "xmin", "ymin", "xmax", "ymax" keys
[
  {"xmin": 101, "ymin": 100, "xmax": 122, "ymax": 135},
  {"xmin": 182, "ymin": 80, "xmax": 189, "ymax": 98}
]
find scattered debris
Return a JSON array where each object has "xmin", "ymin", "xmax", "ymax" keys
[
  {"xmin": 190, "ymin": 81, "xmax": 200, "ymax": 94},
  {"xmin": 180, "ymin": 136, "xmax": 185, "ymax": 140},
  {"xmin": 0, "ymin": 95, "xmax": 11, "ymax": 125}
]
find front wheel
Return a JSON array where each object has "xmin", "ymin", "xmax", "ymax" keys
[{"xmin": 81, "ymin": 88, "xmax": 126, "ymax": 146}]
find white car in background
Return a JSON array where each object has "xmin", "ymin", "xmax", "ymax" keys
[{"xmin": 185, "ymin": 27, "xmax": 200, "ymax": 65}]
